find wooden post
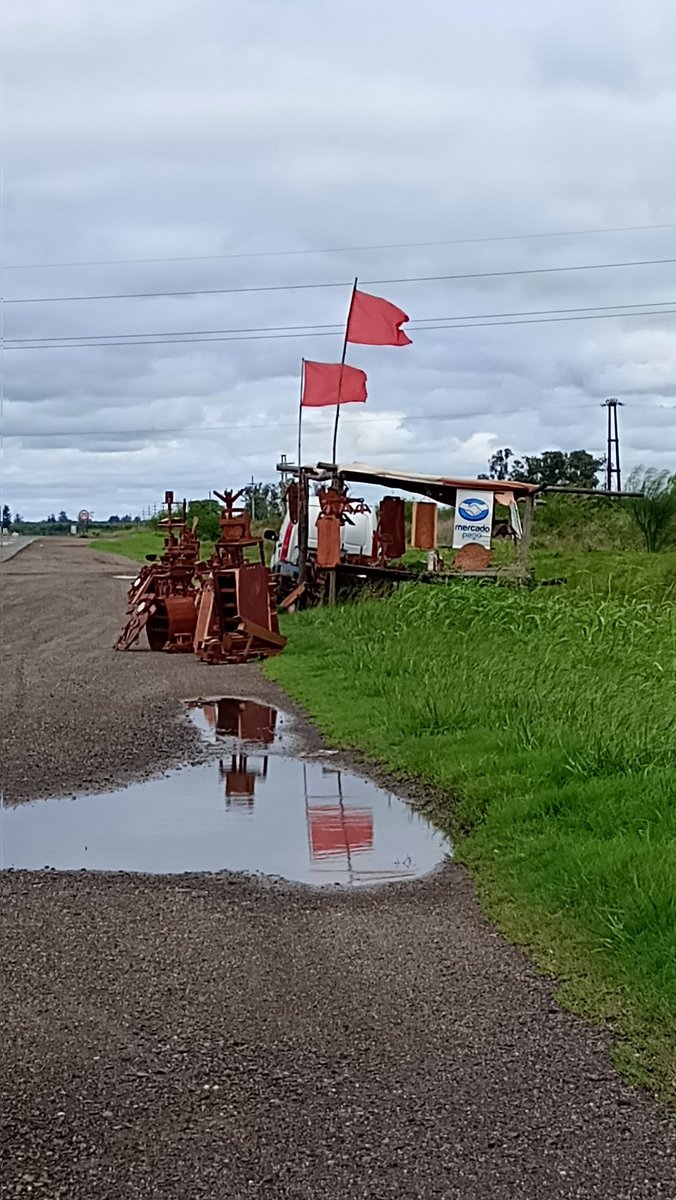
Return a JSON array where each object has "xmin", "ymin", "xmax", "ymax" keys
[
  {"xmin": 328, "ymin": 569, "xmax": 337, "ymax": 606},
  {"xmin": 297, "ymin": 469, "xmax": 310, "ymax": 587},
  {"xmin": 297, "ymin": 360, "xmax": 305, "ymax": 469},
  {"xmin": 519, "ymin": 493, "xmax": 534, "ymax": 574}
]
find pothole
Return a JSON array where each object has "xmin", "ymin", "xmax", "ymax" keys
[{"xmin": 2, "ymin": 699, "xmax": 450, "ymax": 886}]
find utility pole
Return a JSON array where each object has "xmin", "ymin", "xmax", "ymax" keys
[
  {"xmin": 602, "ymin": 398, "xmax": 623, "ymax": 491},
  {"xmin": 250, "ymin": 475, "xmax": 256, "ymax": 520}
]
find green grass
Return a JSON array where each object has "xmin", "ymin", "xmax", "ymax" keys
[
  {"xmin": 399, "ymin": 545, "xmax": 676, "ymax": 601},
  {"xmin": 534, "ymin": 548, "xmax": 676, "ymax": 600},
  {"xmin": 266, "ymin": 582, "xmax": 676, "ymax": 1102},
  {"xmin": 95, "ymin": 530, "xmax": 168, "ymax": 562},
  {"xmin": 94, "ymin": 529, "xmax": 219, "ymax": 563},
  {"xmin": 95, "ymin": 527, "xmax": 274, "ymax": 565}
]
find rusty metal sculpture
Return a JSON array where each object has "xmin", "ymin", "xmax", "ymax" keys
[
  {"xmin": 374, "ymin": 496, "xmax": 406, "ymax": 563},
  {"xmin": 115, "ymin": 487, "xmax": 285, "ymax": 665},
  {"xmin": 115, "ymin": 491, "xmax": 200, "ymax": 652},
  {"xmin": 193, "ymin": 488, "xmax": 285, "ymax": 664},
  {"xmin": 315, "ymin": 486, "xmax": 372, "ymax": 570}
]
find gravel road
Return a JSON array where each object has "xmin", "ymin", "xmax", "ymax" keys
[{"xmin": 1, "ymin": 540, "xmax": 674, "ymax": 1199}]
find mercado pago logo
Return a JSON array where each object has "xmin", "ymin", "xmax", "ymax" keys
[
  {"xmin": 452, "ymin": 488, "xmax": 494, "ymax": 550},
  {"xmin": 457, "ymin": 497, "xmax": 490, "ymax": 522}
]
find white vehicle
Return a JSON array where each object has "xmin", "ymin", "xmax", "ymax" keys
[{"xmin": 270, "ymin": 492, "xmax": 376, "ymax": 577}]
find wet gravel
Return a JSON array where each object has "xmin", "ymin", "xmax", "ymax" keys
[{"xmin": 1, "ymin": 541, "xmax": 674, "ymax": 1198}]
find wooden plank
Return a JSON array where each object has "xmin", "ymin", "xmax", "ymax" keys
[
  {"xmin": 280, "ymin": 581, "xmax": 306, "ymax": 610},
  {"xmin": 193, "ymin": 583, "xmax": 216, "ymax": 651},
  {"xmin": 238, "ymin": 617, "xmax": 287, "ymax": 648}
]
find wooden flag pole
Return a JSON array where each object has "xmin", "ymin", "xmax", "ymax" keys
[
  {"xmin": 331, "ymin": 277, "xmax": 358, "ymax": 465},
  {"xmin": 297, "ymin": 358, "xmax": 305, "ymax": 468}
]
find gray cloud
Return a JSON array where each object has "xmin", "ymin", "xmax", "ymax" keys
[{"xmin": 2, "ymin": 0, "xmax": 676, "ymax": 517}]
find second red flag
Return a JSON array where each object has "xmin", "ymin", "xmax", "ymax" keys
[{"xmin": 301, "ymin": 361, "xmax": 368, "ymax": 407}]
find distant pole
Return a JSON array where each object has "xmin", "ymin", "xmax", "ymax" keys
[
  {"xmin": 297, "ymin": 359, "xmax": 305, "ymax": 468},
  {"xmin": 250, "ymin": 475, "xmax": 256, "ymax": 520},
  {"xmin": 331, "ymin": 277, "xmax": 358, "ymax": 464},
  {"xmin": 602, "ymin": 398, "xmax": 623, "ymax": 491},
  {"xmin": 297, "ymin": 468, "xmax": 310, "ymax": 587}
]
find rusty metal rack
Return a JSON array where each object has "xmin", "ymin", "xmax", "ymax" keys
[
  {"xmin": 275, "ymin": 461, "xmax": 540, "ymax": 607},
  {"xmin": 274, "ymin": 461, "xmax": 643, "ymax": 608}
]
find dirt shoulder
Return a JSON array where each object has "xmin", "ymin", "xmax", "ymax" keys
[
  {"xmin": 0, "ymin": 541, "xmax": 674, "ymax": 1199},
  {"xmin": 0, "ymin": 539, "xmax": 301, "ymax": 803}
]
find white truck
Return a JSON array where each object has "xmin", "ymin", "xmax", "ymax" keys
[{"xmin": 269, "ymin": 492, "xmax": 376, "ymax": 594}]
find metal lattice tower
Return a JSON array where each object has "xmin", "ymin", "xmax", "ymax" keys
[{"xmin": 602, "ymin": 398, "xmax": 623, "ymax": 491}]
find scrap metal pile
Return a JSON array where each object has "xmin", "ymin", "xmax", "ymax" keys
[{"xmin": 115, "ymin": 489, "xmax": 285, "ymax": 664}]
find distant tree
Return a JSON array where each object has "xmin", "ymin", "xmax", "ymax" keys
[
  {"xmin": 57, "ymin": 510, "xmax": 69, "ymax": 523},
  {"xmin": 14, "ymin": 512, "xmax": 23, "ymax": 524},
  {"xmin": 510, "ymin": 449, "xmax": 604, "ymax": 490},
  {"xmin": 1, "ymin": 504, "xmax": 11, "ymax": 529},
  {"xmin": 186, "ymin": 499, "xmax": 222, "ymax": 542},
  {"xmin": 46, "ymin": 513, "xmax": 56, "ymax": 524},
  {"xmin": 108, "ymin": 515, "xmax": 121, "ymax": 524},
  {"xmin": 243, "ymin": 482, "xmax": 283, "ymax": 525},
  {"xmin": 563, "ymin": 450, "xmax": 605, "ymax": 489},
  {"xmin": 626, "ymin": 467, "xmax": 676, "ymax": 552},
  {"xmin": 486, "ymin": 448, "xmax": 524, "ymax": 481}
]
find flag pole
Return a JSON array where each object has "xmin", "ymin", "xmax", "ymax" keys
[
  {"xmin": 331, "ymin": 276, "xmax": 358, "ymax": 465},
  {"xmin": 297, "ymin": 358, "xmax": 305, "ymax": 468}
]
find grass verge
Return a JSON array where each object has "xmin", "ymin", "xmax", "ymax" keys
[
  {"xmin": 94, "ymin": 530, "xmax": 216, "ymax": 562},
  {"xmin": 266, "ymin": 582, "xmax": 676, "ymax": 1104},
  {"xmin": 95, "ymin": 531, "xmax": 167, "ymax": 562}
]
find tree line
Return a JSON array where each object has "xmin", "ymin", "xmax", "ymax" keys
[{"xmin": 482, "ymin": 447, "xmax": 604, "ymax": 489}]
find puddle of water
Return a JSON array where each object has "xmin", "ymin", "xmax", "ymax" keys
[
  {"xmin": 187, "ymin": 697, "xmax": 290, "ymax": 749},
  {"xmin": 1, "ymin": 699, "xmax": 449, "ymax": 886}
]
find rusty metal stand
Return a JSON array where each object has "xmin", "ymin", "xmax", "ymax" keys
[
  {"xmin": 115, "ymin": 491, "xmax": 200, "ymax": 652},
  {"xmin": 193, "ymin": 489, "xmax": 285, "ymax": 664}
]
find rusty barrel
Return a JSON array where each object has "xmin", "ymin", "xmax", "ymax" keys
[{"xmin": 146, "ymin": 595, "xmax": 197, "ymax": 652}]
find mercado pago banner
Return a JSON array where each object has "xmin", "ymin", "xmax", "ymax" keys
[{"xmin": 452, "ymin": 489, "xmax": 494, "ymax": 549}]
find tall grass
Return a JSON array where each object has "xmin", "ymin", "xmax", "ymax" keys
[
  {"xmin": 535, "ymin": 549, "xmax": 676, "ymax": 601},
  {"xmin": 268, "ymin": 584, "xmax": 676, "ymax": 1098}
]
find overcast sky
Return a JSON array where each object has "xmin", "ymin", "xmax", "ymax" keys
[{"xmin": 3, "ymin": 0, "xmax": 676, "ymax": 518}]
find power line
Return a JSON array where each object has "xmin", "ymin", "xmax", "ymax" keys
[
  {"xmin": 0, "ymin": 409, "xmax": 600, "ymax": 439},
  {"xmin": 7, "ymin": 303, "xmax": 676, "ymax": 352},
  {"xmin": 8, "ymin": 296, "xmax": 676, "ymax": 346},
  {"xmin": 5, "ymin": 401, "xmax": 676, "ymax": 440},
  {"xmin": 6, "ymin": 220, "xmax": 676, "ymax": 271},
  {"xmin": 6, "ymin": 254, "xmax": 676, "ymax": 306},
  {"xmin": 7, "ymin": 320, "xmax": 344, "ymax": 344},
  {"xmin": 409, "ymin": 307, "xmax": 676, "ymax": 333}
]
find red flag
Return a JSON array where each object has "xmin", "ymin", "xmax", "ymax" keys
[
  {"xmin": 346, "ymin": 289, "xmax": 411, "ymax": 346},
  {"xmin": 307, "ymin": 805, "xmax": 373, "ymax": 859},
  {"xmin": 301, "ymin": 361, "xmax": 367, "ymax": 408}
]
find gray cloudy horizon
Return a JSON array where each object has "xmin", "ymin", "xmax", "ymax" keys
[{"xmin": 3, "ymin": 0, "xmax": 676, "ymax": 519}]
